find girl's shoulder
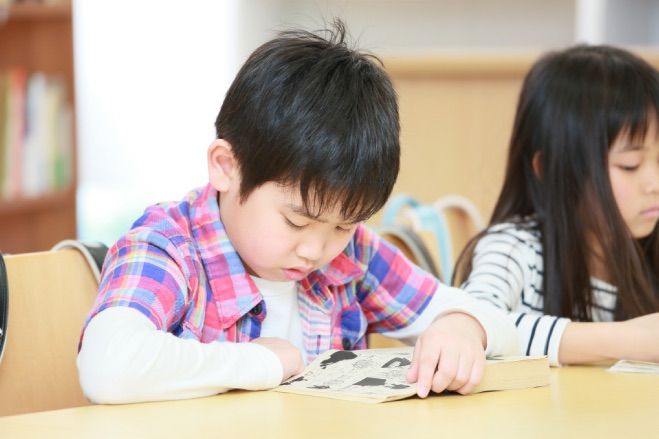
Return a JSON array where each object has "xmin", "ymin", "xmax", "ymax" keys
[
  {"xmin": 488, "ymin": 215, "xmax": 540, "ymax": 234},
  {"xmin": 482, "ymin": 215, "xmax": 542, "ymax": 249}
]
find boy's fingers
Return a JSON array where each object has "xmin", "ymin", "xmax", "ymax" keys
[
  {"xmin": 431, "ymin": 349, "xmax": 458, "ymax": 394},
  {"xmin": 456, "ymin": 355, "xmax": 485, "ymax": 395},
  {"xmin": 416, "ymin": 345, "xmax": 441, "ymax": 398},
  {"xmin": 446, "ymin": 353, "xmax": 473, "ymax": 391},
  {"xmin": 406, "ymin": 339, "xmax": 421, "ymax": 383}
]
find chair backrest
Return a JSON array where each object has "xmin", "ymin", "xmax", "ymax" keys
[
  {"xmin": 381, "ymin": 194, "xmax": 454, "ymax": 283},
  {"xmin": 378, "ymin": 224, "xmax": 441, "ymax": 279},
  {"xmin": 0, "ymin": 247, "xmax": 101, "ymax": 416},
  {"xmin": 433, "ymin": 195, "xmax": 485, "ymax": 267},
  {"xmin": 381, "ymin": 193, "xmax": 485, "ymax": 285}
]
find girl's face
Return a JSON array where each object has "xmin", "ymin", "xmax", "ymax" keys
[{"xmin": 608, "ymin": 119, "xmax": 659, "ymax": 238}]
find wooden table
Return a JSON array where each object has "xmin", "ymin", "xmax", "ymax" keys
[{"xmin": 1, "ymin": 366, "xmax": 657, "ymax": 438}]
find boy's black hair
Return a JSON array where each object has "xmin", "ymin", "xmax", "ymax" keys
[{"xmin": 215, "ymin": 20, "xmax": 400, "ymax": 223}]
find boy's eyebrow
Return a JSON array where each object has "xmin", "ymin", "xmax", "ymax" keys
[
  {"xmin": 287, "ymin": 203, "xmax": 327, "ymax": 222},
  {"xmin": 286, "ymin": 203, "xmax": 359, "ymax": 225}
]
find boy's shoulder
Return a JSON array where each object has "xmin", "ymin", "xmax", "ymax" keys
[
  {"xmin": 314, "ymin": 224, "xmax": 388, "ymax": 283},
  {"xmin": 344, "ymin": 223, "xmax": 384, "ymax": 261},
  {"xmin": 341, "ymin": 223, "xmax": 430, "ymax": 276},
  {"xmin": 127, "ymin": 185, "xmax": 218, "ymax": 249}
]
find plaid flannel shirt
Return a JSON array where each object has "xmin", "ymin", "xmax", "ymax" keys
[{"xmin": 83, "ymin": 184, "xmax": 437, "ymax": 363}]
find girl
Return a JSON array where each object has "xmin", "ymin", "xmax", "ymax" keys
[{"xmin": 454, "ymin": 45, "xmax": 659, "ymax": 366}]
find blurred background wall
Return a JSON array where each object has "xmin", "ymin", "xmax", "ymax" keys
[
  {"xmin": 72, "ymin": 0, "xmax": 659, "ymax": 244},
  {"xmin": 2, "ymin": 0, "xmax": 658, "ymax": 251}
]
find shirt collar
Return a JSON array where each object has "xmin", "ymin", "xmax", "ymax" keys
[
  {"xmin": 306, "ymin": 252, "xmax": 364, "ymax": 288},
  {"xmin": 189, "ymin": 184, "xmax": 261, "ymax": 329}
]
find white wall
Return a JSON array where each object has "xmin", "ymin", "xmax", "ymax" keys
[
  {"xmin": 278, "ymin": 0, "xmax": 576, "ymax": 53},
  {"xmin": 605, "ymin": 0, "xmax": 658, "ymax": 45},
  {"xmin": 652, "ymin": 1, "xmax": 659, "ymax": 44},
  {"xmin": 576, "ymin": 0, "xmax": 659, "ymax": 45},
  {"xmin": 73, "ymin": 0, "xmax": 241, "ymax": 243},
  {"xmin": 73, "ymin": 0, "xmax": 659, "ymax": 244}
]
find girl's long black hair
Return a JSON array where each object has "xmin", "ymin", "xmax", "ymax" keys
[{"xmin": 454, "ymin": 45, "xmax": 659, "ymax": 320}]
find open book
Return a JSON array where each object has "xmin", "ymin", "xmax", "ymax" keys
[
  {"xmin": 275, "ymin": 347, "xmax": 549, "ymax": 403},
  {"xmin": 608, "ymin": 359, "xmax": 659, "ymax": 374}
]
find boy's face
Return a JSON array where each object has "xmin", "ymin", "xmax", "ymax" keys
[
  {"xmin": 608, "ymin": 119, "xmax": 659, "ymax": 238},
  {"xmin": 219, "ymin": 180, "xmax": 359, "ymax": 281}
]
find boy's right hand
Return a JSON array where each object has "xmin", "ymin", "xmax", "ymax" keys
[{"xmin": 251, "ymin": 337, "xmax": 304, "ymax": 382}]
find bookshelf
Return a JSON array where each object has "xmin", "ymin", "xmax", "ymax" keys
[{"xmin": 0, "ymin": 0, "xmax": 76, "ymax": 253}]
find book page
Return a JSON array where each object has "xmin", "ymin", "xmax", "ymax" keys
[
  {"xmin": 274, "ymin": 347, "xmax": 549, "ymax": 403},
  {"xmin": 276, "ymin": 347, "xmax": 417, "ymax": 403},
  {"xmin": 608, "ymin": 360, "xmax": 659, "ymax": 374}
]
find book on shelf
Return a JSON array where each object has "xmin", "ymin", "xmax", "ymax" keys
[
  {"xmin": 1, "ymin": 67, "xmax": 26, "ymax": 199},
  {"xmin": 0, "ymin": 67, "xmax": 72, "ymax": 200},
  {"xmin": 274, "ymin": 347, "xmax": 550, "ymax": 403}
]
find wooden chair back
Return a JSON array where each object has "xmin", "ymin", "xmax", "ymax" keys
[{"xmin": 0, "ymin": 249, "xmax": 98, "ymax": 416}]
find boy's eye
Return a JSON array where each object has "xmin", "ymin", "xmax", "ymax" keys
[
  {"xmin": 335, "ymin": 225, "xmax": 354, "ymax": 233},
  {"xmin": 284, "ymin": 217, "xmax": 306, "ymax": 229}
]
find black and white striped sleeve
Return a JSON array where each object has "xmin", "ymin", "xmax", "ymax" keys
[
  {"xmin": 461, "ymin": 230, "xmax": 527, "ymax": 312},
  {"xmin": 509, "ymin": 312, "xmax": 569, "ymax": 366},
  {"xmin": 461, "ymin": 229, "xmax": 570, "ymax": 366}
]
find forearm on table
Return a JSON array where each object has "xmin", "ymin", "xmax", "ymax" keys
[
  {"xmin": 77, "ymin": 307, "xmax": 282, "ymax": 404},
  {"xmin": 558, "ymin": 321, "xmax": 627, "ymax": 365}
]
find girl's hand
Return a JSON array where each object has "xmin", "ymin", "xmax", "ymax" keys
[
  {"xmin": 252, "ymin": 337, "xmax": 304, "ymax": 382},
  {"xmin": 560, "ymin": 313, "xmax": 659, "ymax": 365},
  {"xmin": 406, "ymin": 312, "xmax": 486, "ymax": 397},
  {"xmin": 621, "ymin": 312, "xmax": 659, "ymax": 363}
]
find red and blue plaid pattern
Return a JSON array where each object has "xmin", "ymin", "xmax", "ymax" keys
[{"xmin": 83, "ymin": 185, "xmax": 437, "ymax": 363}]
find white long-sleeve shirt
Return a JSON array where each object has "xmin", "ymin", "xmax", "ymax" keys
[
  {"xmin": 461, "ymin": 220, "xmax": 617, "ymax": 366},
  {"xmin": 78, "ymin": 280, "xmax": 518, "ymax": 404}
]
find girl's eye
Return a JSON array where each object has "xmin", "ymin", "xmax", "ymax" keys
[
  {"xmin": 618, "ymin": 164, "xmax": 640, "ymax": 172},
  {"xmin": 285, "ymin": 217, "xmax": 306, "ymax": 230}
]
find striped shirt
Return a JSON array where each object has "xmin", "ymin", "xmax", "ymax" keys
[{"xmin": 461, "ymin": 219, "xmax": 617, "ymax": 366}]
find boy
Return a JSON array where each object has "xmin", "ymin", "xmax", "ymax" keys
[{"xmin": 77, "ymin": 21, "xmax": 517, "ymax": 404}]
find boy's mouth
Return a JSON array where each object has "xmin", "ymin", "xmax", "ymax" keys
[{"xmin": 283, "ymin": 267, "xmax": 312, "ymax": 281}]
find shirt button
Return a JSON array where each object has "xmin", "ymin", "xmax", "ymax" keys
[
  {"xmin": 342, "ymin": 337, "xmax": 351, "ymax": 350},
  {"xmin": 250, "ymin": 303, "xmax": 263, "ymax": 315}
]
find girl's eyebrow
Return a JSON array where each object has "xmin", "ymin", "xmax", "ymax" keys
[{"xmin": 615, "ymin": 143, "xmax": 645, "ymax": 153}]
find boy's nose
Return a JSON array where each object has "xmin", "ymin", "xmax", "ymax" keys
[{"xmin": 296, "ymin": 237, "xmax": 324, "ymax": 264}]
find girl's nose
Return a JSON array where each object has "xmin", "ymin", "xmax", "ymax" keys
[{"xmin": 646, "ymin": 164, "xmax": 659, "ymax": 194}]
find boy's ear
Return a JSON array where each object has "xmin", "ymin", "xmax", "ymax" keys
[
  {"xmin": 532, "ymin": 151, "xmax": 542, "ymax": 179},
  {"xmin": 208, "ymin": 139, "xmax": 238, "ymax": 192}
]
